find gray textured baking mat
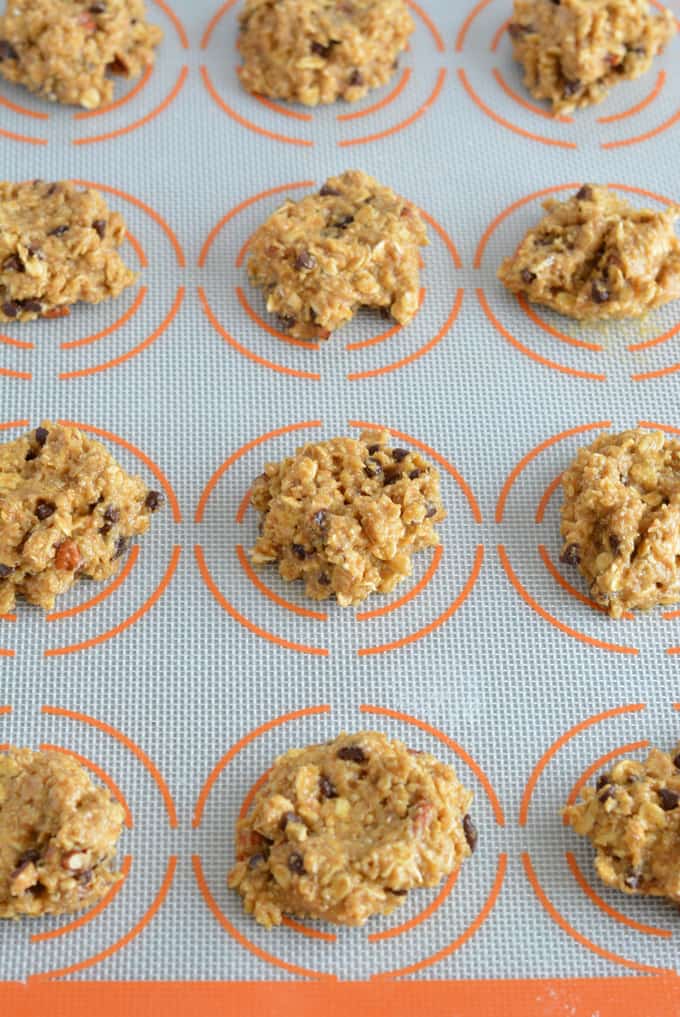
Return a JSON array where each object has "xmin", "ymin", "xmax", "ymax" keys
[{"xmin": 0, "ymin": 0, "xmax": 680, "ymax": 987}]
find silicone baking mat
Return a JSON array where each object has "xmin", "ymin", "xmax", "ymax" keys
[{"xmin": 2, "ymin": 1, "xmax": 680, "ymax": 1014}]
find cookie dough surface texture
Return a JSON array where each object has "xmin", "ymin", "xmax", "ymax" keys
[
  {"xmin": 0, "ymin": 747, "xmax": 125, "ymax": 918},
  {"xmin": 238, "ymin": 0, "xmax": 414, "ymax": 106},
  {"xmin": 0, "ymin": 180, "xmax": 137, "ymax": 323},
  {"xmin": 0, "ymin": 421, "xmax": 162, "ymax": 613},
  {"xmin": 248, "ymin": 170, "xmax": 428, "ymax": 341},
  {"xmin": 229, "ymin": 731, "xmax": 475, "ymax": 928},
  {"xmin": 510, "ymin": 0, "xmax": 676, "ymax": 114},
  {"xmin": 565, "ymin": 745, "xmax": 680, "ymax": 903},
  {"xmin": 250, "ymin": 429, "xmax": 445, "ymax": 606},
  {"xmin": 560, "ymin": 429, "xmax": 680, "ymax": 619},
  {"xmin": 0, "ymin": 0, "xmax": 162, "ymax": 110},
  {"xmin": 498, "ymin": 185, "xmax": 680, "ymax": 321}
]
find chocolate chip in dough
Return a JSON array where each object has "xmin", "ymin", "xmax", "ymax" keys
[
  {"xmin": 659, "ymin": 788, "xmax": 680, "ymax": 811},
  {"xmin": 35, "ymin": 501, "xmax": 56, "ymax": 521},
  {"xmin": 0, "ymin": 40, "xmax": 18, "ymax": 60},
  {"xmin": 319, "ymin": 775, "xmax": 338, "ymax": 799},
  {"xmin": 337, "ymin": 745, "xmax": 366, "ymax": 763},
  {"xmin": 92, "ymin": 219, "xmax": 107, "ymax": 238},
  {"xmin": 145, "ymin": 490, "xmax": 162, "ymax": 512},
  {"xmin": 295, "ymin": 250, "xmax": 316, "ymax": 271},
  {"xmin": 560, "ymin": 544, "xmax": 581, "ymax": 567},
  {"xmin": 287, "ymin": 852, "xmax": 305, "ymax": 875},
  {"xmin": 48, "ymin": 225, "xmax": 70, "ymax": 237},
  {"xmin": 35, "ymin": 427, "xmax": 48, "ymax": 446},
  {"xmin": 463, "ymin": 814, "xmax": 478, "ymax": 853}
]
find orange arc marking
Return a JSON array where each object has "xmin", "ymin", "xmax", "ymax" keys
[
  {"xmin": 338, "ymin": 68, "xmax": 445, "ymax": 147},
  {"xmin": 41, "ymin": 705, "xmax": 178, "ymax": 828},
  {"xmin": 71, "ymin": 179, "xmax": 185, "ymax": 267},
  {"xmin": 123, "ymin": 229, "xmax": 148, "ymax": 268},
  {"xmin": 360, "ymin": 704, "xmax": 505, "ymax": 825},
  {"xmin": 345, "ymin": 289, "xmax": 424, "ymax": 351},
  {"xmin": 535, "ymin": 472, "xmax": 563, "ymax": 524},
  {"xmin": 195, "ymin": 546, "xmax": 329, "ymax": 657},
  {"xmin": 628, "ymin": 318, "xmax": 680, "ymax": 352},
  {"xmin": 0, "ymin": 330, "xmax": 34, "ymax": 350},
  {"xmin": 59, "ymin": 286, "xmax": 184, "ymax": 379},
  {"xmin": 281, "ymin": 916, "xmax": 337, "ymax": 941},
  {"xmin": 459, "ymin": 70, "xmax": 578, "ymax": 149},
  {"xmin": 522, "ymin": 853, "xmax": 672, "ymax": 974},
  {"xmin": 368, "ymin": 868, "xmax": 460, "ymax": 943},
  {"xmin": 73, "ymin": 63, "xmax": 153, "ymax": 120},
  {"xmin": 598, "ymin": 70, "xmax": 666, "ymax": 124},
  {"xmin": 478, "ymin": 290, "xmax": 606, "ymax": 381},
  {"xmin": 30, "ymin": 856, "xmax": 177, "ymax": 981},
  {"xmin": 199, "ymin": 286, "xmax": 321, "ymax": 381},
  {"xmin": 566, "ymin": 851, "xmax": 672, "ymax": 939},
  {"xmin": 337, "ymin": 68, "xmax": 411, "ymax": 121},
  {"xmin": 0, "ymin": 419, "xmax": 29, "ymax": 430},
  {"xmin": 474, "ymin": 182, "xmax": 581, "ymax": 268},
  {"xmin": 499, "ymin": 545, "xmax": 638, "ymax": 658},
  {"xmin": 195, "ymin": 420, "xmax": 321, "ymax": 523},
  {"xmin": 46, "ymin": 545, "xmax": 140, "ymax": 622},
  {"xmin": 251, "ymin": 92, "xmax": 313, "ymax": 122},
  {"xmin": 372, "ymin": 855, "xmax": 507, "ymax": 979},
  {"xmin": 639, "ymin": 420, "xmax": 680, "ymax": 435},
  {"xmin": 73, "ymin": 66, "xmax": 188, "ymax": 146},
  {"xmin": 236, "ymin": 487, "xmax": 253, "ymax": 524},
  {"xmin": 490, "ymin": 17, "xmax": 511, "ymax": 52},
  {"xmin": 492, "ymin": 68, "xmax": 574, "ymax": 123},
  {"xmin": 602, "ymin": 103, "xmax": 680, "ymax": 149},
  {"xmin": 417, "ymin": 205, "xmax": 464, "ymax": 265},
  {"xmin": 38, "ymin": 744, "xmax": 133, "ymax": 828},
  {"xmin": 538, "ymin": 544, "xmax": 635, "ymax": 621},
  {"xmin": 0, "ymin": 93, "xmax": 49, "ymax": 120},
  {"xmin": 236, "ymin": 545, "xmax": 328, "ymax": 621},
  {"xmin": 60, "ymin": 287, "xmax": 148, "ymax": 350},
  {"xmin": 56, "ymin": 419, "xmax": 181, "ymax": 523},
  {"xmin": 153, "ymin": 0, "xmax": 189, "ymax": 48},
  {"xmin": 0, "ymin": 647, "xmax": 16, "ymax": 658},
  {"xmin": 0, "ymin": 613, "xmax": 16, "ymax": 622},
  {"xmin": 357, "ymin": 545, "xmax": 442, "ymax": 621},
  {"xmin": 0, "ymin": 366, "xmax": 32, "ymax": 380},
  {"xmin": 406, "ymin": 0, "xmax": 444, "ymax": 51},
  {"xmin": 518, "ymin": 702, "xmax": 646, "ymax": 827},
  {"xmin": 200, "ymin": 180, "xmax": 313, "ymax": 267},
  {"xmin": 0, "ymin": 127, "xmax": 47, "ymax": 145},
  {"xmin": 565, "ymin": 740, "xmax": 650, "ymax": 812},
  {"xmin": 30, "ymin": 856, "xmax": 133, "ymax": 943},
  {"xmin": 201, "ymin": 0, "xmax": 239, "ymax": 49},
  {"xmin": 236, "ymin": 286, "xmax": 320, "ymax": 350},
  {"xmin": 0, "ymin": 706, "xmax": 11, "ymax": 714},
  {"xmin": 349, "ymin": 419, "xmax": 481, "ymax": 522},
  {"xmin": 192, "ymin": 856, "xmax": 335, "ymax": 979},
  {"xmin": 632, "ymin": 360, "xmax": 680, "ymax": 383},
  {"xmin": 349, "ymin": 288, "xmax": 463, "ymax": 380},
  {"xmin": 193, "ymin": 705, "xmax": 330, "ymax": 827},
  {"xmin": 44, "ymin": 546, "xmax": 181, "ymax": 658},
  {"xmin": 517, "ymin": 293, "xmax": 604, "ymax": 352},
  {"xmin": 201, "ymin": 66, "xmax": 313, "ymax": 147},
  {"xmin": 456, "ymin": 0, "xmax": 495, "ymax": 51},
  {"xmin": 496, "ymin": 419, "xmax": 610, "ymax": 524}
]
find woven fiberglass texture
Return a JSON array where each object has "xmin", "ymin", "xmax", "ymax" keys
[{"xmin": 1, "ymin": 0, "xmax": 680, "ymax": 984}]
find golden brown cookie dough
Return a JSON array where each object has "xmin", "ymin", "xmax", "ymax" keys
[
  {"xmin": 0, "ymin": 180, "xmax": 137, "ymax": 323},
  {"xmin": 560, "ymin": 429, "xmax": 680, "ymax": 619},
  {"xmin": 0, "ymin": 0, "xmax": 162, "ymax": 110},
  {"xmin": 498, "ymin": 185, "xmax": 680, "ymax": 321},
  {"xmin": 228, "ymin": 731, "xmax": 475, "ymax": 928},
  {"xmin": 0, "ymin": 421, "xmax": 162, "ymax": 613},
  {"xmin": 564, "ymin": 744, "xmax": 680, "ymax": 903},
  {"xmin": 250, "ymin": 429, "xmax": 445, "ymax": 606},
  {"xmin": 0, "ymin": 747, "xmax": 125, "ymax": 919},
  {"xmin": 509, "ymin": 0, "xmax": 676, "ymax": 115},
  {"xmin": 238, "ymin": 0, "xmax": 414, "ymax": 107},
  {"xmin": 247, "ymin": 170, "xmax": 428, "ymax": 341}
]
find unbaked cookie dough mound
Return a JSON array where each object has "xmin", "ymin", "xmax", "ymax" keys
[
  {"xmin": 247, "ymin": 170, "xmax": 428, "ymax": 341},
  {"xmin": 0, "ymin": 180, "xmax": 137, "ymax": 323},
  {"xmin": 0, "ymin": 747, "xmax": 125, "ymax": 919},
  {"xmin": 238, "ymin": 0, "xmax": 414, "ymax": 107},
  {"xmin": 510, "ymin": 0, "xmax": 676, "ymax": 115},
  {"xmin": 250, "ymin": 429, "xmax": 445, "ymax": 606},
  {"xmin": 560, "ymin": 429, "xmax": 680, "ymax": 619},
  {"xmin": 564, "ymin": 744, "xmax": 680, "ymax": 903},
  {"xmin": 0, "ymin": 421, "xmax": 163, "ymax": 613},
  {"xmin": 0, "ymin": 0, "xmax": 163, "ymax": 110},
  {"xmin": 228, "ymin": 731, "xmax": 475, "ymax": 928},
  {"xmin": 498, "ymin": 185, "xmax": 680, "ymax": 321}
]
